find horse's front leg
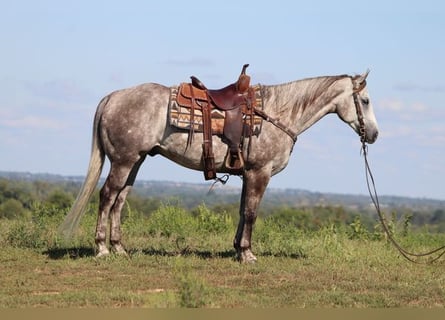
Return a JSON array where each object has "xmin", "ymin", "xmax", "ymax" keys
[{"xmin": 234, "ymin": 166, "xmax": 271, "ymax": 263}]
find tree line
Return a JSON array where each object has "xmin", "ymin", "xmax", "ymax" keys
[{"xmin": 1, "ymin": 177, "xmax": 444, "ymax": 232}]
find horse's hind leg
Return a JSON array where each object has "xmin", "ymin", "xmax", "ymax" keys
[
  {"xmin": 96, "ymin": 157, "xmax": 145, "ymax": 257},
  {"xmin": 110, "ymin": 156, "xmax": 146, "ymax": 254},
  {"xmin": 108, "ymin": 184, "xmax": 132, "ymax": 255}
]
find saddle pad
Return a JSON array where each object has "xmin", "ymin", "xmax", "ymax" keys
[{"xmin": 168, "ymin": 85, "xmax": 263, "ymax": 136}]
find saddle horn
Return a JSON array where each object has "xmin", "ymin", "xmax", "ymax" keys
[
  {"xmin": 237, "ymin": 64, "xmax": 250, "ymax": 92},
  {"xmin": 241, "ymin": 64, "xmax": 249, "ymax": 75}
]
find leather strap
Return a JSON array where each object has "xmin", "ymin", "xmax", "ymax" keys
[
  {"xmin": 187, "ymin": 84, "xmax": 196, "ymax": 148},
  {"xmin": 253, "ymin": 107, "xmax": 298, "ymax": 143},
  {"xmin": 201, "ymin": 94, "xmax": 216, "ymax": 180}
]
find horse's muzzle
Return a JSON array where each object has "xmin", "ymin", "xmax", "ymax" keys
[{"xmin": 366, "ymin": 129, "xmax": 379, "ymax": 144}]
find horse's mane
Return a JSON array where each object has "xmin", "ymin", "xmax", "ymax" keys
[
  {"xmin": 263, "ymin": 75, "xmax": 350, "ymax": 115},
  {"xmin": 297, "ymin": 75, "xmax": 348, "ymax": 111}
]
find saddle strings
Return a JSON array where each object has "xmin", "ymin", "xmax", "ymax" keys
[
  {"xmin": 361, "ymin": 141, "xmax": 445, "ymax": 264},
  {"xmin": 207, "ymin": 174, "xmax": 230, "ymax": 195}
]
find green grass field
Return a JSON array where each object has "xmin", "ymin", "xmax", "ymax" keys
[{"xmin": 1, "ymin": 203, "xmax": 444, "ymax": 308}]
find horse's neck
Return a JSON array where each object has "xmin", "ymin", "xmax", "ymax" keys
[{"xmin": 263, "ymin": 76, "xmax": 348, "ymax": 135}]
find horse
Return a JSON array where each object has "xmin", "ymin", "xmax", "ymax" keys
[{"xmin": 60, "ymin": 68, "xmax": 379, "ymax": 263}]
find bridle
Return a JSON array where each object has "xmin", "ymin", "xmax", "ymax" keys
[
  {"xmin": 352, "ymin": 77, "xmax": 445, "ymax": 263},
  {"xmin": 352, "ymin": 78, "xmax": 367, "ymax": 144}
]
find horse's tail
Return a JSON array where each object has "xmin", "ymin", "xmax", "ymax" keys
[{"xmin": 59, "ymin": 96, "xmax": 109, "ymax": 238}]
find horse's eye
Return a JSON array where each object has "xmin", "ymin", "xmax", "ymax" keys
[{"xmin": 361, "ymin": 97, "xmax": 369, "ymax": 105}]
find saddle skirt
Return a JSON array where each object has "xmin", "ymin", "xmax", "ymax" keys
[{"xmin": 169, "ymin": 84, "xmax": 263, "ymax": 136}]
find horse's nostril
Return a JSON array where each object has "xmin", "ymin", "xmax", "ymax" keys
[{"xmin": 368, "ymin": 131, "xmax": 379, "ymax": 143}]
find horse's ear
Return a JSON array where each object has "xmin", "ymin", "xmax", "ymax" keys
[{"xmin": 356, "ymin": 69, "xmax": 370, "ymax": 84}]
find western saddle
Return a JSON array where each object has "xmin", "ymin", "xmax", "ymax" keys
[{"xmin": 176, "ymin": 64, "xmax": 257, "ymax": 180}]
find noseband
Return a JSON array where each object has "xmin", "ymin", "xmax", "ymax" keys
[{"xmin": 352, "ymin": 79, "xmax": 367, "ymax": 144}]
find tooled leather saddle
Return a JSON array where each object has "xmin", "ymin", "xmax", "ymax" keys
[{"xmin": 173, "ymin": 64, "xmax": 261, "ymax": 180}]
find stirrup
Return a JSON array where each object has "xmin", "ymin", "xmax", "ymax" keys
[{"xmin": 225, "ymin": 149, "xmax": 245, "ymax": 171}]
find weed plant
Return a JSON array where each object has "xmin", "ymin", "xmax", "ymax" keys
[
  {"xmin": 0, "ymin": 202, "xmax": 440, "ymax": 258},
  {"xmin": 1, "ymin": 202, "xmax": 445, "ymax": 307}
]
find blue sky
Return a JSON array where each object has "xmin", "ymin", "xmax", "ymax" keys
[{"xmin": 1, "ymin": 0, "xmax": 444, "ymax": 199}]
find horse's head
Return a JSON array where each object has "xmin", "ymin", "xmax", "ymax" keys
[{"xmin": 336, "ymin": 70, "xmax": 379, "ymax": 144}]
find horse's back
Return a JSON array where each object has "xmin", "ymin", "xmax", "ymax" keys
[
  {"xmin": 105, "ymin": 82, "xmax": 170, "ymax": 107},
  {"xmin": 100, "ymin": 82, "xmax": 170, "ymax": 122}
]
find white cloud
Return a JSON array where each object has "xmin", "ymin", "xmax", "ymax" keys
[
  {"xmin": 410, "ymin": 102, "xmax": 428, "ymax": 112},
  {"xmin": 1, "ymin": 115, "xmax": 64, "ymax": 130},
  {"xmin": 24, "ymin": 79, "xmax": 95, "ymax": 105},
  {"xmin": 393, "ymin": 82, "xmax": 445, "ymax": 93},
  {"xmin": 378, "ymin": 124, "xmax": 413, "ymax": 139},
  {"xmin": 379, "ymin": 119, "xmax": 445, "ymax": 149},
  {"xmin": 377, "ymin": 98, "xmax": 403, "ymax": 112},
  {"xmin": 377, "ymin": 98, "xmax": 430, "ymax": 114},
  {"xmin": 420, "ymin": 125, "xmax": 445, "ymax": 147}
]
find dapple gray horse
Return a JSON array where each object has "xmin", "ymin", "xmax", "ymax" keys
[{"xmin": 60, "ymin": 69, "xmax": 378, "ymax": 263}]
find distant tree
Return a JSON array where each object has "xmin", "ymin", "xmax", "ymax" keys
[
  {"xmin": 0, "ymin": 198, "xmax": 26, "ymax": 219},
  {"xmin": 431, "ymin": 209, "xmax": 445, "ymax": 224},
  {"xmin": 124, "ymin": 194, "xmax": 162, "ymax": 217},
  {"xmin": 266, "ymin": 206, "xmax": 312, "ymax": 230},
  {"xmin": 32, "ymin": 180, "xmax": 52, "ymax": 199},
  {"xmin": 0, "ymin": 178, "xmax": 36, "ymax": 209},
  {"xmin": 46, "ymin": 189, "xmax": 74, "ymax": 209}
]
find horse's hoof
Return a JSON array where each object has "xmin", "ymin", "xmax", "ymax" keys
[
  {"xmin": 96, "ymin": 242, "xmax": 110, "ymax": 258},
  {"xmin": 96, "ymin": 249, "xmax": 110, "ymax": 258},
  {"xmin": 239, "ymin": 249, "xmax": 258, "ymax": 264},
  {"xmin": 111, "ymin": 243, "xmax": 128, "ymax": 257}
]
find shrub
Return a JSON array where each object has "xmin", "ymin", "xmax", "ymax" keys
[
  {"xmin": 347, "ymin": 216, "xmax": 370, "ymax": 240},
  {"xmin": 0, "ymin": 198, "xmax": 27, "ymax": 219},
  {"xmin": 147, "ymin": 204, "xmax": 196, "ymax": 239},
  {"xmin": 177, "ymin": 270, "xmax": 211, "ymax": 307},
  {"xmin": 5, "ymin": 203, "xmax": 67, "ymax": 249},
  {"xmin": 254, "ymin": 217, "xmax": 306, "ymax": 258},
  {"xmin": 194, "ymin": 204, "xmax": 233, "ymax": 235},
  {"xmin": 45, "ymin": 189, "xmax": 74, "ymax": 209},
  {"xmin": 6, "ymin": 220, "xmax": 42, "ymax": 248}
]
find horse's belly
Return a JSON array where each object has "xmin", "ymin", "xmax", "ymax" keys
[{"xmin": 157, "ymin": 133, "xmax": 227, "ymax": 171}]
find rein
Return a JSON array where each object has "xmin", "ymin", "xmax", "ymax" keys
[{"xmin": 354, "ymin": 81, "xmax": 445, "ymax": 264}]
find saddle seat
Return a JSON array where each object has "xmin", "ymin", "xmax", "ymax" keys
[{"xmin": 190, "ymin": 64, "xmax": 250, "ymax": 111}]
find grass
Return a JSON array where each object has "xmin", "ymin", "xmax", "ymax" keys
[{"xmin": 0, "ymin": 203, "xmax": 444, "ymax": 308}]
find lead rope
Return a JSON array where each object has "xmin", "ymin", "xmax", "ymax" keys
[
  {"xmin": 353, "ymin": 83, "xmax": 445, "ymax": 263},
  {"xmin": 361, "ymin": 141, "xmax": 445, "ymax": 264}
]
